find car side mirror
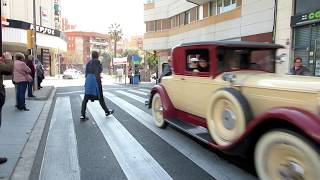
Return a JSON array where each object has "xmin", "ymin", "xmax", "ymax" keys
[{"xmin": 222, "ymin": 72, "xmax": 236, "ymax": 83}]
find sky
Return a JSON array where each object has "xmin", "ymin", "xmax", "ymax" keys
[{"xmin": 61, "ymin": 0, "xmax": 145, "ymax": 38}]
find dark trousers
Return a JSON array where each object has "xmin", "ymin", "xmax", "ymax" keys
[
  {"xmin": 27, "ymin": 81, "xmax": 33, "ymax": 96},
  {"xmin": 81, "ymin": 89, "xmax": 109, "ymax": 116},
  {"xmin": 38, "ymin": 76, "xmax": 43, "ymax": 88},
  {"xmin": 16, "ymin": 82, "xmax": 28, "ymax": 109}
]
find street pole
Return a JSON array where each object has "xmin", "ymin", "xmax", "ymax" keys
[{"xmin": 33, "ymin": 0, "xmax": 38, "ymax": 90}]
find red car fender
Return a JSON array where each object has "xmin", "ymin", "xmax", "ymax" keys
[
  {"xmin": 248, "ymin": 107, "xmax": 320, "ymax": 143},
  {"xmin": 218, "ymin": 107, "xmax": 320, "ymax": 152},
  {"xmin": 149, "ymin": 85, "xmax": 176, "ymax": 119}
]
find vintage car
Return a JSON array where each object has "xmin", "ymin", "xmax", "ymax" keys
[{"xmin": 147, "ymin": 41, "xmax": 320, "ymax": 180}]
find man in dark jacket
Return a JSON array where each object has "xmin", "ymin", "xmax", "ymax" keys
[
  {"xmin": 0, "ymin": 52, "xmax": 13, "ymax": 164},
  {"xmin": 80, "ymin": 51, "xmax": 114, "ymax": 120},
  {"xmin": 290, "ymin": 57, "xmax": 311, "ymax": 76}
]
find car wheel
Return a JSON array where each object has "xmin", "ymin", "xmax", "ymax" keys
[
  {"xmin": 254, "ymin": 130, "xmax": 320, "ymax": 180},
  {"xmin": 151, "ymin": 93, "xmax": 167, "ymax": 128},
  {"xmin": 206, "ymin": 88, "xmax": 252, "ymax": 146}
]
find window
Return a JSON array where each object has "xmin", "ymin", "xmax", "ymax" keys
[
  {"xmin": 216, "ymin": 48, "xmax": 276, "ymax": 73},
  {"xmin": 146, "ymin": 21, "xmax": 155, "ymax": 32},
  {"xmin": 171, "ymin": 15, "xmax": 179, "ymax": 28},
  {"xmin": 185, "ymin": 11, "xmax": 191, "ymax": 24},
  {"xmin": 179, "ymin": 13, "xmax": 185, "ymax": 26},
  {"xmin": 210, "ymin": 1, "xmax": 217, "ymax": 16},
  {"xmin": 185, "ymin": 49, "xmax": 210, "ymax": 73},
  {"xmin": 155, "ymin": 20, "xmax": 162, "ymax": 31},
  {"xmin": 203, "ymin": 3, "xmax": 210, "ymax": 18},
  {"xmin": 190, "ymin": 7, "xmax": 199, "ymax": 22}
]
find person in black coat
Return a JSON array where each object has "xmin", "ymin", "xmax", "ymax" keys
[
  {"xmin": 80, "ymin": 51, "xmax": 114, "ymax": 120},
  {"xmin": 26, "ymin": 55, "xmax": 36, "ymax": 97}
]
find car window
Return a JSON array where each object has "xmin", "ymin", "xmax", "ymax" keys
[
  {"xmin": 185, "ymin": 49, "xmax": 209, "ymax": 73},
  {"xmin": 216, "ymin": 48, "xmax": 276, "ymax": 73}
]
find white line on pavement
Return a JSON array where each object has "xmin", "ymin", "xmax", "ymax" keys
[
  {"xmin": 138, "ymin": 89, "xmax": 150, "ymax": 93},
  {"xmin": 104, "ymin": 92, "xmax": 256, "ymax": 180},
  {"xmin": 128, "ymin": 89, "xmax": 148, "ymax": 96},
  {"xmin": 39, "ymin": 97, "xmax": 80, "ymax": 180},
  {"xmin": 115, "ymin": 90, "xmax": 147, "ymax": 104},
  {"xmin": 83, "ymin": 95, "xmax": 173, "ymax": 180}
]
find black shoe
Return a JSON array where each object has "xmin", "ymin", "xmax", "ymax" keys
[
  {"xmin": 80, "ymin": 115, "xmax": 89, "ymax": 121},
  {"xmin": 18, "ymin": 107, "xmax": 29, "ymax": 111},
  {"xmin": 28, "ymin": 95, "xmax": 36, "ymax": 97},
  {"xmin": 0, "ymin": 157, "xmax": 7, "ymax": 164},
  {"xmin": 105, "ymin": 109, "xmax": 114, "ymax": 116}
]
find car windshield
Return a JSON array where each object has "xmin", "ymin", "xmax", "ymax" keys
[{"xmin": 216, "ymin": 48, "xmax": 276, "ymax": 73}]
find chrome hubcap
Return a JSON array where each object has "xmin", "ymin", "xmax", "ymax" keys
[
  {"xmin": 279, "ymin": 161, "xmax": 305, "ymax": 180},
  {"xmin": 222, "ymin": 109, "xmax": 236, "ymax": 130}
]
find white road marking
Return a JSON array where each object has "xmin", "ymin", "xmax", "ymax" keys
[
  {"xmin": 39, "ymin": 97, "xmax": 80, "ymax": 180},
  {"xmin": 138, "ymin": 89, "xmax": 150, "ymax": 93},
  {"xmin": 128, "ymin": 89, "xmax": 148, "ymax": 96},
  {"xmin": 83, "ymin": 95, "xmax": 172, "ymax": 180},
  {"xmin": 56, "ymin": 90, "xmax": 84, "ymax": 95},
  {"xmin": 115, "ymin": 90, "xmax": 147, "ymax": 104},
  {"xmin": 104, "ymin": 92, "xmax": 256, "ymax": 180}
]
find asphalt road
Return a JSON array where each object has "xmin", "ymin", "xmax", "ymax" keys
[{"xmin": 31, "ymin": 84, "xmax": 257, "ymax": 180}]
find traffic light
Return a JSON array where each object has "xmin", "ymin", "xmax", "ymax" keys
[{"xmin": 27, "ymin": 30, "xmax": 33, "ymax": 49}]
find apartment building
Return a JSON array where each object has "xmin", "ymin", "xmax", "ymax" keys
[
  {"xmin": 1, "ymin": 0, "xmax": 66, "ymax": 76},
  {"xmin": 64, "ymin": 31, "xmax": 109, "ymax": 71},
  {"xmin": 144, "ymin": 0, "xmax": 276, "ymax": 74}
]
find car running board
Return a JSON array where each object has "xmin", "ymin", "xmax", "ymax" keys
[{"xmin": 166, "ymin": 118, "xmax": 214, "ymax": 144}]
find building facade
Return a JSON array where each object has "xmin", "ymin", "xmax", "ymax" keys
[
  {"xmin": 64, "ymin": 31, "xmax": 109, "ymax": 72},
  {"xmin": 1, "ymin": 0, "xmax": 66, "ymax": 76},
  {"xmin": 275, "ymin": 0, "xmax": 320, "ymax": 76},
  {"xmin": 144, "ymin": 0, "xmax": 275, "ymax": 74}
]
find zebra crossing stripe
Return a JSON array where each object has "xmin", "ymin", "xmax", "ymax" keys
[
  {"xmin": 128, "ymin": 89, "xmax": 148, "ymax": 96},
  {"xmin": 138, "ymin": 89, "xmax": 150, "ymax": 93},
  {"xmin": 83, "ymin": 95, "xmax": 173, "ymax": 180},
  {"xmin": 115, "ymin": 90, "xmax": 147, "ymax": 104},
  {"xmin": 39, "ymin": 97, "xmax": 80, "ymax": 180},
  {"xmin": 104, "ymin": 92, "xmax": 256, "ymax": 180}
]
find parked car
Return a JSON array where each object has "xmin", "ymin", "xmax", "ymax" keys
[
  {"xmin": 147, "ymin": 41, "xmax": 320, "ymax": 180},
  {"xmin": 62, "ymin": 68, "xmax": 81, "ymax": 79}
]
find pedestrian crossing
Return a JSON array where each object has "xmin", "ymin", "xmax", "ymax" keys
[{"xmin": 39, "ymin": 88, "xmax": 256, "ymax": 180}]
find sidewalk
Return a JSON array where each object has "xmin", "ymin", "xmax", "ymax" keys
[{"xmin": 0, "ymin": 86, "xmax": 55, "ymax": 180}]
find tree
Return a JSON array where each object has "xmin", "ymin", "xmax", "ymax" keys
[
  {"xmin": 108, "ymin": 23, "xmax": 123, "ymax": 71},
  {"xmin": 101, "ymin": 52, "xmax": 112, "ymax": 73},
  {"xmin": 145, "ymin": 51, "xmax": 158, "ymax": 71}
]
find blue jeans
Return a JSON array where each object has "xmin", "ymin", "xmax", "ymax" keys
[
  {"xmin": 27, "ymin": 81, "xmax": 34, "ymax": 97},
  {"xmin": 16, "ymin": 82, "xmax": 28, "ymax": 109}
]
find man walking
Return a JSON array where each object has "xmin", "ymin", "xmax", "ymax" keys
[
  {"xmin": 0, "ymin": 52, "xmax": 13, "ymax": 164},
  {"xmin": 80, "ymin": 51, "xmax": 114, "ymax": 120}
]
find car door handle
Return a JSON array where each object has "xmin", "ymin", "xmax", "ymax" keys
[{"xmin": 181, "ymin": 77, "xmax": 185, "ymax": 80}]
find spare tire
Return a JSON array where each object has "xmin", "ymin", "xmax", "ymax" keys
[{"xmin": 206, "ymin": 88, "xmax": 252, "ymax": 146}]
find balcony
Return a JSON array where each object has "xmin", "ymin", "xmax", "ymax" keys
[{"xmin": 186, "ymin": 0, "xmax": 210, "ymax": 5}]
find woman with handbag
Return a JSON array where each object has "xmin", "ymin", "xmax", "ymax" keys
[{"xmin": 13, "ymin": 53, "xmax": 32, "ymax": 111}]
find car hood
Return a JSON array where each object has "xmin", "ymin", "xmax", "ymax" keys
[{"xmin": 217, "ymin": 70, "xmax": 320, "ymax": 93}]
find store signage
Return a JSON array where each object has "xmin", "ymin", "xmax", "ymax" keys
[
  {"xmin": 30, "ymin": 24, "xmax": 55, "ymax": 36},
  {"xmin": 291, "ymin": 9, "xmax": 320, "ymax": 27}
]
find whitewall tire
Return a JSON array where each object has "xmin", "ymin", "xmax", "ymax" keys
[
  {"xmin": 151, "ymin": 93, "xmax": 167, "ymax": 128},
  {"xmin": 206, "ymin": 88, "xmax": 251, "ymax": 146},
  {"xmin": 255, "ymin": 130, "xmax": 320, "ymax": 180}
]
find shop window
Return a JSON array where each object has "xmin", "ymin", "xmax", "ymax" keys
[
  {"xmin": 210, "ymin": 1, "xmax": 217, "ymax": 16},
  {"xmin": 185, "ymin": 11, "xmax": 191, "ymax": 24}
]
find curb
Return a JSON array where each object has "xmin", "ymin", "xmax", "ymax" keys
[{"xmin": 9, "ymin": 87, "xmax": 56, "ymax": 180}]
